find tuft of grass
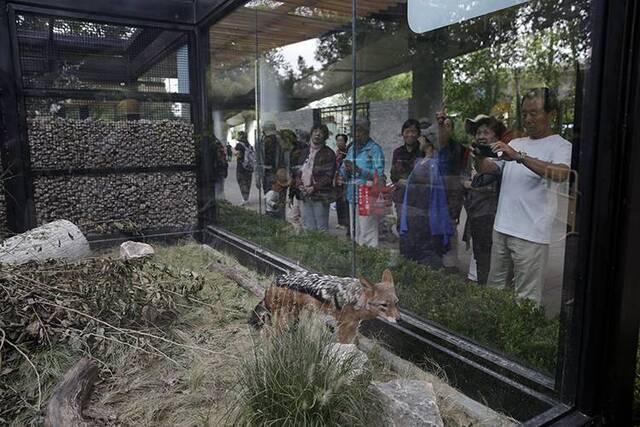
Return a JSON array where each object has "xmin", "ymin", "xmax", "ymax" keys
[{"xmin": 229, "ymin": 313, "xmax": 385, "ymax": 427}]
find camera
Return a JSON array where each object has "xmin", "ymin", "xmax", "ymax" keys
[{"xmin": 472, "ymin": 143, "xmax": 500, "ymax": 158}]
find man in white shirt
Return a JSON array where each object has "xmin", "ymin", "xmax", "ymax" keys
[{"xmin": 476, "ymin": 88, "xmax": 572, "ymax": 305}]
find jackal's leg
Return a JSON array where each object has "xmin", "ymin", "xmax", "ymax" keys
[{"xmin": 336, "ymin": 320, "xmax": 360, "ymax": 344}]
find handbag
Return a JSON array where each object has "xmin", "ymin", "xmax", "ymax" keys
[{"xmin": 358, "ymin": 171, "xmax": 392, "ymax": 216}]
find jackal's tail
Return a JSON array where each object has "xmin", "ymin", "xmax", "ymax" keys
[{"xmin": 248, "ymin": 299, "xmax": 270, "ymax": 329}]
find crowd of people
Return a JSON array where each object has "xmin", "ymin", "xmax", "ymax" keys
[{"xmin": 212, "ymin": 87, "xmax": 572, "ymax": 306}]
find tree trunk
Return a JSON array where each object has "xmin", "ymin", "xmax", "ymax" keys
[
  {"xmin": 0, "ymin": 220, "xmax": 90, "ymax": 264},
  {"xmin": 44, "ymin": 357, "xmax": 98, "ymax": 427}
]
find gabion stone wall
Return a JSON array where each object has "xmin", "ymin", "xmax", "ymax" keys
[
  {"xmin": 28, "ymin": 117, "xmax": 198, "ymax": 234},
  {"xmin": 33, "ymin": 172, "xmax": 197, "ymax": 234},
  {"xmin": 28, "ymin": 118, "xmax": 195, "ymax": 169},
  {"xmin": 0, "ymin": 169, "xmax": 6, "ymax": 236}
]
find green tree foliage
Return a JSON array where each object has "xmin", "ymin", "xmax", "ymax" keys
[
  {"xmin": 356, "ymin": 72, "xmax": 412, "ymax": 103},
  {"xmin": 443, "ymin": 48, "xmax": 511, "ymax": 127}
]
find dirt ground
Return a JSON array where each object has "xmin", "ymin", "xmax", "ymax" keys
[
  {"xmin": 47, "ymin": 240, "xmax": 507, "ymax": 426},
  {"xmin": 83, "ymin": 241, "xmax": 265, "ymax": 426}
]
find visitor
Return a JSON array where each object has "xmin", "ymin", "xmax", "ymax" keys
[
  {"xmin": 234, "ymin": 131, "xmax": 254, "ymax": 206},
  {"xmin": 296, "ymin": 124, "xmax": 336, "ymax": 231},
  {"xmin": 390, "ymin": 119, "xmax": 424, "ymax": 238},
  {"xmin": 334, "ymin": 133, "xmax": 350, "ymax": 235},
  {"xmin": 463, "ymin": 115, "xmax": 506, "ymax": 285},
  {"xmin": 477, "ymin": 88, "xmax": 572, "ymax": 305},
  {"xmin": 340, "ymin": 117, "xmax": 385, "ymax": 247},
  {"xmin": 398, "ymin": 135, "xmax": 453, "ymax": 268}
]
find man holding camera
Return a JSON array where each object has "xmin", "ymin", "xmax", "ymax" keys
[{"xmin": 476, "ymin": 88, "xmax": 572, "ymax": 305}]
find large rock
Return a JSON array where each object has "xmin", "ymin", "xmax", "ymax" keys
[
  {"xmin": 372, "ymin": 379, "xmax": 444, "ymax": 427},
  {"xmin": 120, "ymin": 241, "xmax": 154, "ymax": 260},
  {"xmin": 325, "ymin": 343, "xmax": 370, "ymax": 383},
  {"xmin": 0, "ymin": 220, "xmax": 90, "ymax": 264}
]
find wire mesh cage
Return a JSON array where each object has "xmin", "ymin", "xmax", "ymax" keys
[
  {"xmin": 16, "ymin": 13, "xmax": 189, "ymax": 94},
  {"xmin": 13, "ymin": 12, "xmax": 198, "ymax": 236}
]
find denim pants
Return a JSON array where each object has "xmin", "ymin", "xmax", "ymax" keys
[{"xmin": 302, "ymin": 200, "xmax": 330, "ymax": 231}]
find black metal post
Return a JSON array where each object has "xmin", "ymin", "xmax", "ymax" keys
[
  {"xmin": 563, "ymin": 0, "xmax": 640, "ymax": 424},
  {"xmin": 350, "ymin": 0, "xmax": 357, "ymax": 277},
  {"xmin": 190, "ymin": 25, "xmax": 216, "ymax": 236},
  {"xmin": 0, "ymin": 2, "xmax": 35, "ymax": 233}
]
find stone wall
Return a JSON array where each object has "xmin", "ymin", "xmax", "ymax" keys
[
  {"xmin": 0, "ymin": 166, "xmax": 5, "ymax": 235},
  {"xmin": 34, "ymin": 172, "xmax": 197, "ymax": 234},
  {"xmin": 28, "ymin": 118, "xmax": 195, "ymax": 169},
  {"xmin": 26, "ymin": 117, "xmax": 198, "ymax": 234}
]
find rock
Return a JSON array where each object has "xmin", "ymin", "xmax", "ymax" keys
[
  {"xmin": 372, "ymin": 379, "xmax": 444, "ymax": 427},
  {"xmin": 120, "ymin": 241, "xmax": 155, "ymax": 260},
  {"xmin": 325, "ymin": 343, "xmax": 370, "ymax": 383},
  {"xmin": 0, "ymin": 220, "xmax": 91, "ymax": 264}
]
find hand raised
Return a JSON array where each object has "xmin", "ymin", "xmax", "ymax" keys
[{"xmin": 490, "ymin": 141, "xmax": 517, "ymax": 161}]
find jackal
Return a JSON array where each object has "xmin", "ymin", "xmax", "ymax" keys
[{"xmin": 249, "ymin": 269, "xmax": 400, "ymax": 343}]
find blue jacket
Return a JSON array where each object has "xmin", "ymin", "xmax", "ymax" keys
[{"xmin": 339, "ymin": 138, "xmax": 385, "ymax": 204}]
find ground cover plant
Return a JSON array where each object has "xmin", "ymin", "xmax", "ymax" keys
[
  {"xmin": 217, "ymin": 202, "xmax": 559, "ymax": 374},
  {"xmin": 230, "ymin": 313, "xmax": 385, "ymax": 427},
  {"xmin": 0, "ymin": 242, "xmax": 261, "ymax": 425}
]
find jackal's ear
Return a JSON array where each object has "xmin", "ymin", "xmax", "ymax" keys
[
  {"xmin": 359, "ymin": 276, "xmax": 375, "ymax": 289},
  {"xmin": 381, "ymin": 269, "xmax": 394, "ymax": 284}
]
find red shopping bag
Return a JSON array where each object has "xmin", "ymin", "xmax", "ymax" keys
[
  {"xmin": 358, "ymin": 183, "xmax": 371, "ymax": 216},
  {"xmin": 369, "ymin": 171, "xmax": 393, "ymax": 217},
  {"xmin": 358, "ymin": 171, "xmax": 392, "ymax": 216}
]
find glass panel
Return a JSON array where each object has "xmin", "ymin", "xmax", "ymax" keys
[
  {"xmin": 354, "ymin": 0, "xmax": 590, "ymax": 378},
  {"xmin": 210, "ymin": 0, "xmax": 360, "ymax": 277}
]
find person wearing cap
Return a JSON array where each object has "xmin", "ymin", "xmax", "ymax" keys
[
  {"xmin": 340, "ymin": 117, "xmax": 385, "ymax": 247},
  {"xmin": 463, "ymin": 115, "xmax": 506, "ymax": 285},
  {"xmin": 475, "ymin": 88, "xmax": 572, "ymax": 305},
  {"xmin": 390, "ymin": 119, "xmax": 424, "ymax": 234},
  {"xmin": 295, "ymin": 124, "xmax": 336, "ymax": 231}
]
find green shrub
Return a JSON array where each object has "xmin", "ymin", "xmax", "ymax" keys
[
  {"xmin": 230, "ymin": 313, "xmax": 384, "ymax": 427},
  {"xmin": 217, "ymin": 203, "xmax": 558, "ymax": 374}
]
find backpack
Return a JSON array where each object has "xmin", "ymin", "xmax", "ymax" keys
[{"xmin": 242, "ymin": 142, "xmax": 256, "ymax": 172}]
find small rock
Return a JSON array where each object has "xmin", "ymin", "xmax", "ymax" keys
[
  {"xmin": 372, "ymin": 379, "xmax": 444, "ymax": 427},
  {"xmin": 325, "ymin": 343, "xmax": 370, "ymax": 383},
  {"xmin": 119, "ymin": 241, "xmax": 154, "ymax": 260}
]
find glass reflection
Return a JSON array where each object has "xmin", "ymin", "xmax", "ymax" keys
[{"xmin": 209, "ymin": 0, "xmax": 592, "ymax": 377}]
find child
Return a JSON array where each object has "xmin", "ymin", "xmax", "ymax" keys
[{"xmin": 264, "ymin": 168, "xmax": 290, "ymax": 220}]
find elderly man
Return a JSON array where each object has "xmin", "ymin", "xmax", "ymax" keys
[
  {"xmin": 477, "ymin": 88, "xmax": 572, "ymax": 305},
  {"xmin": 340, "ymin": 117, "xmax": 385, "ymax": 247}
]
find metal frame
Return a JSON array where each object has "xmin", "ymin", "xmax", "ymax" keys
[
  {"xmin": 564, "ymin": 0, "xmax": 640, "ymax": 423},
  {"xmin": 199, "ymin": 0, "xmax": 640, "ymax": 424},
  {"xmin": 10, "ymin": 0, "xmax": 196, "ymax": 28},
  {"xmin": 0, "ymin": 0, "xmax": 637, "ymax": 424},
  {"xmin": 1, "ymin": 1, "xmax": 217, "ymax": 239}
]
